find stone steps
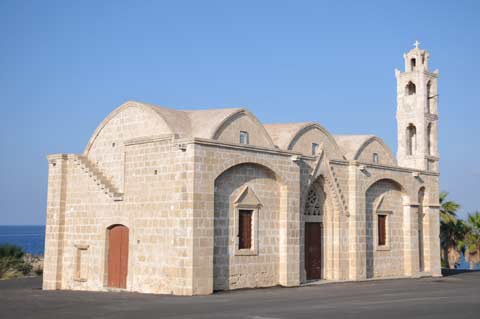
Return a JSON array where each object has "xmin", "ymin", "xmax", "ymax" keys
[{"xmin": 73, "ymin": 155, "xmax": 124, "ymax": 201}]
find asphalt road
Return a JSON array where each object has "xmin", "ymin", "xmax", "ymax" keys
[{"xmin": 1, "ymin": 271, "xmax": 479, "ymax": 319}]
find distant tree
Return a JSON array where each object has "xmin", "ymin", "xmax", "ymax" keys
[{"xmin": 462, "ymin": 211, "xmax": 480, "ymax": 269}]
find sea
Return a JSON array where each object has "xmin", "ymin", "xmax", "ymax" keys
[
  {"xmin": 0, "ymin": 225, "xmax": 478, "ymax": 269},
  {"xmin": 0, "ymin": 225, "xmax": 45, "ymax": 255}
]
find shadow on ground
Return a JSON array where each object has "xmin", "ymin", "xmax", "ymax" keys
[{"xmin": 441, "ymin": 268, "xmax": 480, "ymax": 277}]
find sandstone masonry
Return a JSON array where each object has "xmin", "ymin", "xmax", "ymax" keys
[{"xmin": 43, "ymin": 44, "xmax": 442, "ymax": 295}]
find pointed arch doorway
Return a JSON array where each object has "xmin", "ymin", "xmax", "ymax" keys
[
  {"xmin": 107, "ymin": 225, "xmax": 129, "ymax": 289},
  {"xmin": 304, "ymin": 177, "xmax": 327, "ymax": 281}
]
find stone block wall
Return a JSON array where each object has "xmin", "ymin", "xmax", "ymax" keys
[
  {"xmin": 213, "ymin": 163, "xmax": 281, "ymax": 290},
  {"xmin": 191, "ymin": 141, "xmax": 301, "ymax": 293},
  {"xmin": 44, "ymin": 137, "xmax": 196, "ymax": 295},
  {"xmin": 365, "ymin": 179, "xmax": 405, "ymax": 278}
]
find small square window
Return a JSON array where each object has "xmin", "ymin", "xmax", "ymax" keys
[
  {"xmin": 373, "ymin": 153, "xmax": 379, "ymax": 164},
  {"xmin": 240, "ymin": 131, "xmax": 249, "ymax": 145},
  {"xmin": 311, "ymin": 143, "xmax": 319, "ymax": 155}
]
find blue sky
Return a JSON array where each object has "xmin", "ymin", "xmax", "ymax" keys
[{"xmin": 0, "ymin": 0, "xmax": 478, "ymax": 224}]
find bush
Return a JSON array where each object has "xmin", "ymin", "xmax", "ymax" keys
[{"xmin": 0, "ymin": 244, "xmax": 35, "ymax": 279}]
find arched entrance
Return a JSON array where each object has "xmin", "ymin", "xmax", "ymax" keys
[
  {"xmin": 304, "ymin": 177, "xmax": 327, "ymax": 280},
  {"xmin": 107, "ymin": 225, "xmax": 129, "ymax": 288}
]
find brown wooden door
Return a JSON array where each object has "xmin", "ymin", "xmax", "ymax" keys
[
  {"xmin": 108, "ymin": 225, "xmax": 129, "ymax": 288},
  {"xmin": 305, "ymin": 222, "xmax": 322, "ymax": 280},
  {"xmin": 239, "ymin": 210, "xmax": 252, "ymax": 249}
]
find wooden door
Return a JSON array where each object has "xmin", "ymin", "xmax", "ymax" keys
[
  {"xmin": 239, "ymin": 210, "xmax": 252, "ymax": 249},
  {"xmin": 108, "ymin": 225, "xmax": 129, "ymax": 288},
  {"xmin": 305, "ymin": 222, "xmax": 322, "ymax": 280}
]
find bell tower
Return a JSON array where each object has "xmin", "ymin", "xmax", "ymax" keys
[{"xmin": 395, "ymin": 41, "xmax": 439, "ymax": 172}]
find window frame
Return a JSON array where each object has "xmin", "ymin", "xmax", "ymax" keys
[
  {"xmin": 239, "ymin": 131, "xmax": 249, "ymax": 145},
  {"xmin": 311, "ymin": 143, "xmax": 319, "ymax": 156},
  {"xmin": 234, "ymin": 205, "xmax": 259, "ymax": 256},
  {"xmin": 375, "ymin": 210, "xmax": 392, "ymax": 251},
  {"xmin": 372, "ymin": 153, "xmax": 379, "ymax": 164},
  {"xmin": 74, "ymin": 244, "xmax": 89, "ymax": 282}
]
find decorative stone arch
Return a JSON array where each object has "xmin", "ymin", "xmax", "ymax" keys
[
  {"xmin": 211, "ymin": 109, "xmax": 276, "ymax": 148},
  {"xmin": 213, "ymin": 158, "xmax": 287, "ymax": 186},
  {"xmin": 353, "ymin": 136, "xmax": 397, "ymax": 165},
  {"xmin": 365, "ymin": 176, "xmax": 409, "ymax": 201},
  {"xmin": 287, "ymin": 123, "xmax": 345, "ymax": 159},
  {"xmin": 303, "ymin": 177, "xmax": 327, "ymax": 217}
]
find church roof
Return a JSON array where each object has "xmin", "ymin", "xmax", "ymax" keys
[
  {"xmin": 334, "ymin": 135, "xmax": 375, "ymax": 159},
  {"xmin": 263, "ymin": 123, "xmax": 313, "ymax": 150},
  {"xmin": 86, "ymin": 100, "xmax": 393, "ymax": 163},
  {"xmin": 334, "ymin": 135, "xmax": 395, "ymax": 163},
  {"xmin": 127, "ymin": 101, "xmax": 246, "ymax": 139}
]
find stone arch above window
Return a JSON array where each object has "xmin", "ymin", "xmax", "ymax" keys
[
  {"xmin": 305, "ymin": 180, "xmax": 326, "ymax": 216},
  {"xmin": 406, "ymin": 81, "xmax": 416, "ymax": 95}
]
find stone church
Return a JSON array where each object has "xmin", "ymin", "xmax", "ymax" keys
[{"xmin": 43, "ymin": 44, "xmax": 441, "ymax": 295}]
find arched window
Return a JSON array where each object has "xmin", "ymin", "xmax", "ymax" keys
[
  {"xmin": 426, "ymin": 81, "xmax": 432, "ymax": 113},
  {"xmin": 427, "ymin": 123, "xmax": 432, "ymax": 155},
  {"xmin": 410, "ymin": 58, "xmax": 416, "ymax": 71},
  {"xmin": 305, "ymin": 184, "xmax": 325, "ymax": 216},
  {"xmin": 372, "ymin": 153, "xmax": 379, "ymax": 164},
  {"xmin": 406, "ymin": 124, "xmax": 417, "ymax": 156},
  {"xmin": 406, "ymin": 81, "xmax": 416, "ymax": 95}
]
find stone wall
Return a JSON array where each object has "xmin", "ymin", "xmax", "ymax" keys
[
  {"xmin": 44, "ymin": 137, "xmax": 196, "ymax": 295},
  {"xmin": 85, "ymin": 104, "xmax": 171, "ymax": 193},
  {"xmin": 213, "ymin": 163, "xmax": 281, "ymax": 290},
  {"xmin": 44, "ymin": 132, "xmax": 441, "ymax": 296},
  {"xmin": 365, "ymin": 179, "xmax": 405, "ymax": 278}
]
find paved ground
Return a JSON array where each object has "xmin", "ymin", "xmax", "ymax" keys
[{"xmin": 1, "ymin": 271, "xmax": 479, "ymax": 319}]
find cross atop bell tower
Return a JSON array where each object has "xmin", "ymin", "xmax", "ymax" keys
[
  {"xmin": 403, "ymin": 40, "xmax": 430, "ymax": 73},
  {"xmin": 395, "ymin": 42, "xmax": 439, "ymax": 172}
]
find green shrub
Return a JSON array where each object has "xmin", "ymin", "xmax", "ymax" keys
[{"xmin": 0, "ymin": 244, "xmax": 33, "ymax": 279}]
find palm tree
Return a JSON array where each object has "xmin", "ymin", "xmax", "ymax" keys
[
  {"xmin": 439, "ymin": 192, "xmax": 463, "ymax": 268},
  {"xmin": 440, "ymin": 218, "xmax": 466, "ymax": 269},
  {"xmin": 439, "ymin": 191, "xmax": 460, "ymax": 222},
  {"xmin": 463, "ymin": 211, "xmax": 480, "ymax": 269}
]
